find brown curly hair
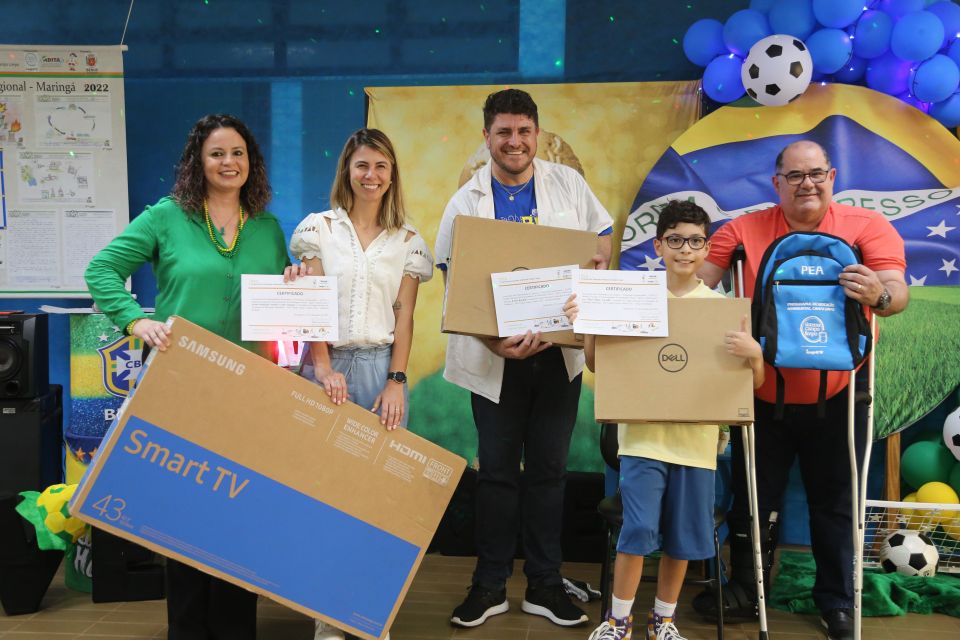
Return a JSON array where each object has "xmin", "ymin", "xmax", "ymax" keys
[{"xmin": 171, "ymin": 114, "xmax": 271, "ymax": 216}]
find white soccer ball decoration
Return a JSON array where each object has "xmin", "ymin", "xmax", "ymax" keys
[
  {"xmin": 741, "ymin": 34, "xmax": 813, "ymax": 107},
  {"xmin": 944, "ymin": 406, "xmax": 960, "ymax": 461},
  {"xmin": 879, "ymin": 530, "xmax": 939, "ymax": 577}
]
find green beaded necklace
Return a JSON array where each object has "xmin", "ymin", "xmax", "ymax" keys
[{"xmin": 204, "ymin": 200, "xmax": 245, "ymax": 258}]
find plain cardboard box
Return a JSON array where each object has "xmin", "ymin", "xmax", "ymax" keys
[
  {"xmin": 70, "ymin": 317, "xmax": 465, "ymax": 640},
  {"xmin": 441, "ymin": 216, "xmax": 599, "ymax": 348},
  {"xmin": 595, "ymin": 297, "xmax": 755, "ymax": 424}
]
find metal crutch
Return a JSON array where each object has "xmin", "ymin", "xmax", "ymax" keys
[
  {"xmin": 733, "ymin": 249, "xmax": 770, "ymax": 640},
  {"xmin": 849, "ymin": 315, "xmax": 876, "ymax": 640}
]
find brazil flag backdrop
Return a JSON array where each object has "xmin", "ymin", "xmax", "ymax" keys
[{"xmin": 621, "ymin": 84, "xmax": 960, "ymax": 439}]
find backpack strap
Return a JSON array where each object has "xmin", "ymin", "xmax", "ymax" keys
[
  {"xmin": 817, "ymin": 370, "xmax": 827, "ymax": 419},
  {"xmin": 774, "ymin": 367, "xmax": 785, "ymax": 420}
]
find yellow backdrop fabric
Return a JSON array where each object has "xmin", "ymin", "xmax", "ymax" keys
[{"xmin": 366, "ymin": 81, "xmax": 699, "ymax": 468}]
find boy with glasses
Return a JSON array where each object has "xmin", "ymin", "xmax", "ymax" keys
[{"xmin": 565, "ymin": 200, "xmax": 765, "ymax": 640}]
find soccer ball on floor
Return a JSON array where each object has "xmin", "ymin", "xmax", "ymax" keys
[
  {"xmin": 740, "ymin": 34, "xmax": 813, "ymax": 107},
  {"xmin": 878, "ymin": 529, "xmax": 939, "ymax": 577}
]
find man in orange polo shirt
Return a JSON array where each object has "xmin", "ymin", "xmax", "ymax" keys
[{"xmin": 695, "ymin": 140, "xmax": 908, "ymax": 640}]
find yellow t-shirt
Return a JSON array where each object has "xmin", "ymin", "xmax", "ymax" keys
[{"xmin": 617, "ymin": 280, "xmax": 724, "ymax": 470}]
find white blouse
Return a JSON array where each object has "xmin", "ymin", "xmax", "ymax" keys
[{"xmin": 289, "ymin": 208, "xmax": 434, "ymax": 348}]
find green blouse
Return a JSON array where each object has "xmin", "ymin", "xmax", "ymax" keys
[{"xmin": 85, "ymin": 196, "xmax": 290, "ymax": 359}]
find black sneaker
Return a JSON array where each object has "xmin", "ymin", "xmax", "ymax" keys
[
  {"xmin": 450, "ymin": 585, "xmax": 509, "ymax": 627},
  {"xmin": 521, "ymin": 583, "xmax": 589, "ymax": 626},
  {"xmin": 691, "ymin": 581, "xmax": 758, "ymax": 623},
  {"xmin": 820, "ymin": 608, "xmax": 854, "ymax": 640}
]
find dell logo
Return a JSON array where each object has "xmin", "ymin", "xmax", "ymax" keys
[{"xmin": 658, "ymin": 344, "xmax": 688, "ymax": 372}]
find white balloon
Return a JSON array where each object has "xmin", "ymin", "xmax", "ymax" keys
[
  {"xmin": 741, "ymin": 34, "xmax": 814, "ymax": 107},
  {"xmin": 944, "ymin": 406, "xmax": 960, "ymax": 462}
]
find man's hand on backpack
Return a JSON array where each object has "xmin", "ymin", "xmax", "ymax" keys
[{"xmin": 838, "ymin": 264, "xmax": 881, "ymax": 306}]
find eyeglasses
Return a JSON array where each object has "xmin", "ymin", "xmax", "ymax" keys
[
  {"xmin": 777, "ymin": 169, "xmax": 830, "ymax": 185},
  {"xmin": 663, "ymin": 235, "xmax": 707, "ymax": 250}
]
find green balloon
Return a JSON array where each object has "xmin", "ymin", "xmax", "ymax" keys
[
  {"xmin": 901, "ymin": 441, "xmax": 955, "ymax": 489},
  {"xmin": 949, "ymin": 462, "xmax": 960, "ymax": 497}
]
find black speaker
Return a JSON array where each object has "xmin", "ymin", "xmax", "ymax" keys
[
  {"xmin": 0, "ymin": 492, "xmax": 64, "ymax": 615},
  {"xmin": 560, "ymin": 471, "xmax": 606, "ymax": 563},
  {"xmin": 91, "ymin": 527, "xmax": 165, "ymax": 603},
  {"xmin": 0, "ymin": 385, "xmax": 63, "ymax": 494},
  {"xmin": 0, "ymin": 313, "xmax": 49, "ymax": 400},
  {"xmin": 428, "ymin": 468, "xmax": 606, "ymax": 562}
]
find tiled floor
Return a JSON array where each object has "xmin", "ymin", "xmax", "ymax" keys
[{"xmin": 1, "ymin": 554, "xmax": 958, "ymax": 639}]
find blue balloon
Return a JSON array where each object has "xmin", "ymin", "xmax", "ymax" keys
[
  {"xmin": 723, "ymin": 9, "xmax": 772, "ymax": 57},
  {"xmin": 813, "ymin": 0, "xmax": 864, "ymax": 28},
  {"xmin": 866, "ymin": 52, "xmax": 914, "ymax": 95},
  {"xmin": 880, "ymin": 0, "xmax": 926, "ymax": 20},
  {"xmin": 929, "ymin": 89, "xmax": 960, "ymax": 127},
  {"xmin": 807, "ymin": 28, "xmax": 853, "ymax": 74},
  {"xmin": 684, "ymin": 19, "xmax": 728, "ymax": 67},
  {"xmin": 769, "ymin": 0, "xmax": 817, "ymax": 40},
  {"xmin": 949, "ymin": 38, "xmax": 960, "ymax": 68},
  {"xmin": 833, "ymin": 56, "xmax": 867, "ymax": 83},
  {"xmin": 891, "ymin": 11, "xmax": 946, "ymax": 62},
  {"xmin": 896, "ymin": 91, "xmax": 930, "ymax": 111},
  {"xmin": 911, "ymin": 54, "xmax": 960, "ymax": 102},
  {"xmin": 703, "ymin": 54, "xmax": 747, "ymax": 103},
  {"xmin": 749, "ymin": 0, "xmax": 776, "ymax": 12},
  {"xmin": 853, "ymin": 10, "xmax": 894, "ymax": 59},
  {"xmin": 927, "ymin": 1, "xmax": 960, "ymax": 46}
]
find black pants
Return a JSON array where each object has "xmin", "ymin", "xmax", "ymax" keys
[
  {"xmin": 166, "ymin": 559, "xmax": 258, "ymax": 640},
  {"xmin": 470, "ymin": 348, "xmax": 582, "ymax": 589},
  {"xmin": 727, "ymin": 382, "xmax": 867, "ymax": 614}
]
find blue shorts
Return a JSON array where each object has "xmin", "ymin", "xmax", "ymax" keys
[{"xmin": 617, "ymin": 456, "xmax": 715, "ymax": 560}]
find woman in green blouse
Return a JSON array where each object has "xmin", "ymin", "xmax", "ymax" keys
[{"xmin": 85, "ymin": 114, "xmax": 292, "ymax": 640}]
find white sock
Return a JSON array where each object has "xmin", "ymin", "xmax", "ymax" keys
[
  {"xmin": 653, "ymin": 597, "xmax": 676, "ymax": 618},
  {"xmin": 611, "ymin": 595, "xmax": 634, "ymax": 620}
]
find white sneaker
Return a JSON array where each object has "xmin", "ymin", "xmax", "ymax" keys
[{"xmin": 314, "ymin": 619, "xmax": 345, "ymax": 640}]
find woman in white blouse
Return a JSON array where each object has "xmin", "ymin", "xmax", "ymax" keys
[{"xmin": 290, "ymin": 128, "xmax": 433, "ymax": 436}]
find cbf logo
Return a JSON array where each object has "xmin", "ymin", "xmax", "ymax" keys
[
  {"xmin": 98, "ymin": 335, "xmax": 144, "ymax": 397},
  {"xmin": 800, "ymin": 316, "xmax": 828, "ymax": 344}
]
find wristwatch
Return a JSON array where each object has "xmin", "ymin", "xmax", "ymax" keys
[
  {"xmin": 872, "ymin": 287, "xmax": 892, "ymax": 311},
  {"xmin": 387, "ymin": 371, "xmax": 407, "ymax": 384}
]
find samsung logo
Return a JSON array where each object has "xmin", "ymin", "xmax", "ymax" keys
[{"xmin": 178, "ymin": 337, "xmax": 246, "ymax": 375}]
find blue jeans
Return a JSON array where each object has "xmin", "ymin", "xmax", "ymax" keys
[{"xmin": 300, "ymin": 344, "xmax": 409, "ymax": 428}]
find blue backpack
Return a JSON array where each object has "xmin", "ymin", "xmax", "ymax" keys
[{"xmin": 751, "ymin": 232, "xmax": 872, "ymax": 416}]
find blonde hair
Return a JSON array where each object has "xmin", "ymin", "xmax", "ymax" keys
[{"xmin": 330, "ymin": 128, "xmax": 406, "ymax": 231}]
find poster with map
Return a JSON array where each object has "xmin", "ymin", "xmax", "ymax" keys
[{"xmin": 0, "ymin": 45, "xmax": 128, "ymax": 297}]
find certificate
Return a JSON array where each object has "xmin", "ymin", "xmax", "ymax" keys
[
  {"xmin": 572, "ymin": 270, "xmax": 668, "ymax": 336},
  {"xmin": 241, "ymin": 275, "xmax": 338, "ymax": 342},
  {"xmin": 491, "ymin": 265, "xmax": 577, "ymax": 337}
]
